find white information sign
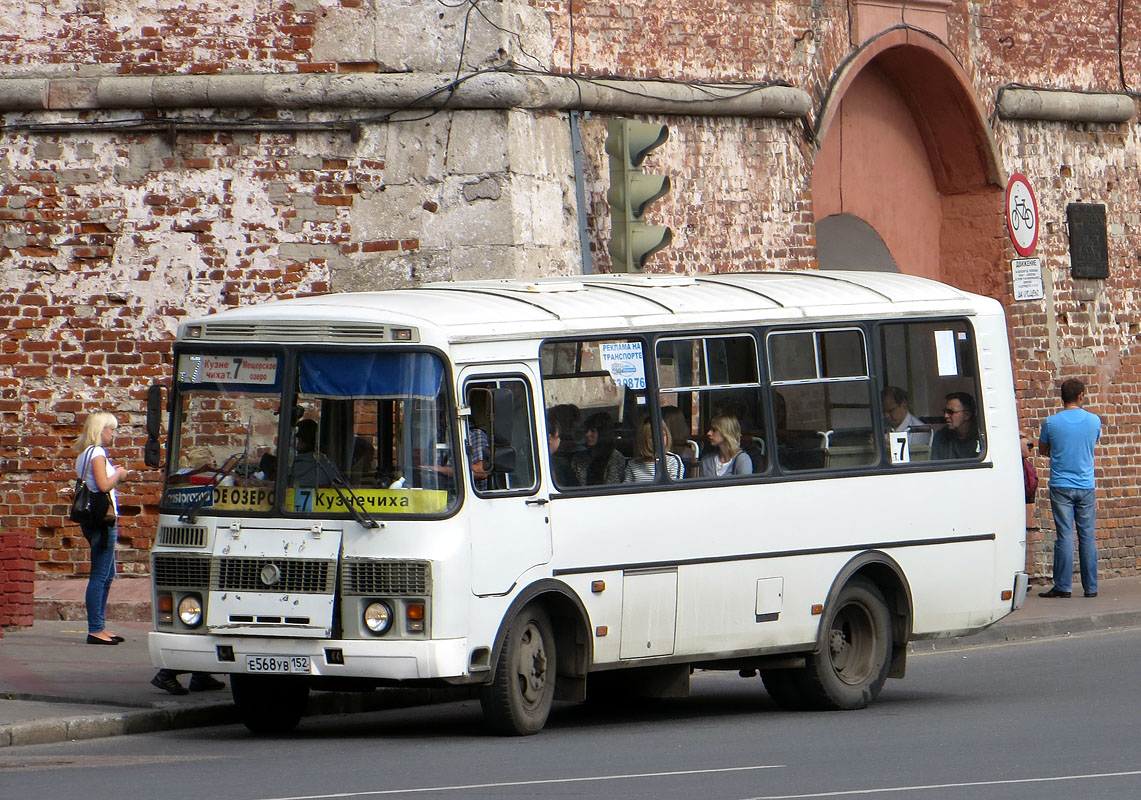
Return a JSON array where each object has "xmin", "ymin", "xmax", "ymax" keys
[
  {"xmin": 934, "ymin": 329, "xmax": 959, "ymax": 377},
  {"xmin": 889, "ymin": 431, "xmax": 910, "ymax": 464},
  {"xmin": 178, "ymin": 354, "xmax": 278, "ymax": 385},
  {"xmin": 1012, "ymin": 257, "xmax": 1044, "ymax": 301},
  {"xmin": 599, "ymin": 341, "xmax": 646, "ymax": 390}
]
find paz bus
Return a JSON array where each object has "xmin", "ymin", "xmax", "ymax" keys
[{"xmin": 144, "ymin": 270, "xmax": 1028, "ymax": 735}]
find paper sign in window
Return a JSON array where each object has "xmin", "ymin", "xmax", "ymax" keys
[{"xmin": 934, "ymin": 330, "xmax": 959, "ymax": 377}]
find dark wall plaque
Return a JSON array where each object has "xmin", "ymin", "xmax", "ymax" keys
[{"xmin": 1067, "ymin": 203, "xmax": 1109, "ymax": 279}]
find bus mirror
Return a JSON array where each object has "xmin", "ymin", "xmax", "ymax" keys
[
  {"xmin": 490, "ymin": 388, "xmax": 514, "ymax": 446},
  {"xmin": 491, "ymin": 445, "xmax": 516, "ymax": 475},
  {"xmin": 144, "ymin": 384, "xmax": 163, "ymax": 468}
]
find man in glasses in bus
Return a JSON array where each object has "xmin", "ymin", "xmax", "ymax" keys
[
  {"xmin": 1038, "ymin": 379, "xmax": 1101, "ymax": 599},
  {"xmin": 931, "ymin": 392, "xmax": 979, "ymax": 460}
]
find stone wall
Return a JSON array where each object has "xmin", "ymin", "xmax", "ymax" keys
[{"xmin": 2, "ymin": 1, "xmax": 1141, "ymax": 615}]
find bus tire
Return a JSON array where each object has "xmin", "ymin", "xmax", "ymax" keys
[
  {"xmin": 760, "ymin": 669, "xmax": 808, "ymax": 711},
  {"xmin": 480, "ymin": 604, "xmax": 556, "ymax": 735},
  {"xmin": 798, "ymin": 577, "xmax": 892, "ymax": 710},
  {"xmin": 231, "ymin": 674, "xmax": 309, "ymax": 734}
]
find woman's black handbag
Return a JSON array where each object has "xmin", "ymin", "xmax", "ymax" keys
[
  {"xmin": 68, "ymin": 477, "xmax": 95, "ymax": 524},
  {"xmin": 69, "ymin": 448, "xmax": 114, "ymax": 527}
]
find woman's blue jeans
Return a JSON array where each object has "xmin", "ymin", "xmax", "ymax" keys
[
  {"xmin": 85, "ymin": 525, "xmax": 117, "ymax": 634},
  {"xmin": 1049, "ymin": 486, "xmax": 1097, "ymax": 594}
]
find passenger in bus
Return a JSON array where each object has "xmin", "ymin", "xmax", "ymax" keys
[
  {"xmin": 546, "ymin": 414, "xmax": 576, "ymax": 488},
  {"xmin": 290, "ymin": 418, "xmax": 322, "ymax": 485},
  {"xmin": 881, "ymin": 386, "xmax": 924, "ymax": 433},
  {"xmin": 349, "ymin": 436, "xmax": 375, "ymax": 485},
  {"xmin": 700, "ymin": 414, "xmax": 752, "ymax": 477},
  {"xmin": 624, "ymin": 418, "xmax": 684, "ymax": 483},
  {"xmin": 549, "ymin": 403, "xmax": 584, "ymax": 459},
  {"xmin": 570, "ymin": 412, "xmax": 626, "ymax": 485},
  {"xmin": 467, "ymin": 422, "xmax": 492, "ymax": 492},
  {"xmin": 881, "ymin": 386, "xmax": 932, "ymax": 448},
  {"xmin": 661, "ymin": 405, "xmax": 700, "ymax": 472},
  {"xmin": 930, "ymin": 392, "xmax": 980, "ymax": 459}
]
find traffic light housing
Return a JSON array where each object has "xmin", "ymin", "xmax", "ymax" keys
[{"xmin": 606, "ymin": 119, "xmax": 672, "ymax": 272}]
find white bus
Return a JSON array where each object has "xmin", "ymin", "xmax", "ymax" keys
[{"xmin": 145, "ymin": 270, "xmax": 1028, "ymax": 735}]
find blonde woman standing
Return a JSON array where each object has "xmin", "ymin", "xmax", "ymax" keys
[
  {"xmin": 75, "ymin": 411, "xmax": 128, "ymax": 645},
  {"xmin": 700, "ymin": 414, "xmax": 752, "ymax": 477}
]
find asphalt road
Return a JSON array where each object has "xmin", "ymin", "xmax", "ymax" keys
[{"xmin": 3, "ymin": 626, "xmax": 1140, "ymax": 800}]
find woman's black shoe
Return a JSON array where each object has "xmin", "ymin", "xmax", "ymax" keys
[{"xmin": 86, "ymin": 634, "xmax": 119, "ymax": 645}]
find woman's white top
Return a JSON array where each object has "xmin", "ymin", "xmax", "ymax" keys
[{"xmin": 76, "ymin": 446, "xmax": 118, "ymax": 513}]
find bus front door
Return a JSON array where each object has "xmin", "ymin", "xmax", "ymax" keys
[{"xmin": 461, "ymin": 369, "xmax": 552, "ymax": 596}]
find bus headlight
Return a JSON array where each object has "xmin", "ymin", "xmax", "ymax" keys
[
  {"xmin": 364, "ymin": 602, "xmax": 393, "ymax": 634},
  {"xmin": 178, "ymin": 595, "xmax": 203, "ymax": 627}
]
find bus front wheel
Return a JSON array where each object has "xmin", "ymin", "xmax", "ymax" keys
[
  {"xmin": 480, "ymin": 605, "xmax": 556, "ymax": 735},
  {"xmin": 798, "ymin": 577, "xmax": 892, "ymax": 710},
  {"xmin": 231, "ymin": 674, "xmax": 309, "ymax": 734}
]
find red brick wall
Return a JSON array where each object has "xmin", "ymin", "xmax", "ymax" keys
[
  {"xmin": 0, "ymin": 531, "xmax": 34, "ymax": 632},
  {"xmin": 2, "ymin": 0, "xmax": 1140, "ymax": 604}
]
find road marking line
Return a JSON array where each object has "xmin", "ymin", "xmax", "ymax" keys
[
  {"xmin": 741, "ymin": 769, "xmax": 1141, "ymax": 798},
  {"xmin": 257, "ymin": 765, "xmax": 784, "ymax": 800}
]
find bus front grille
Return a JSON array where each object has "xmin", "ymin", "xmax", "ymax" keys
[
  {"xmin": 342, "ymin": 560, "xmax": 431, "ymax": 596},
  {"xmin": 156, "ymin": 525, "xmax": 207, "ymax": 548},
  {"xmin": 153, "ymin": 553, "xmax": 211, "ymax": 588},
  {"xmin": 216, "ymin": 558, "xmax": 335, "ymax": 594}
]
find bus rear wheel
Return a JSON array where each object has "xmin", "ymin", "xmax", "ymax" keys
[
  {"xmin": 760, "ymin": 668, "xmax": 808, "ymax": 710},
  {"xmin": 797, "ymin": 577, "xmax": 892, "ymax": 710},
  {"xmin": 480, "ymin": 605, "xmax": 556, "ymax": 735},
  {"xmin": 231, "ymin": 674, "xmax": 309, "ymax": 734}
]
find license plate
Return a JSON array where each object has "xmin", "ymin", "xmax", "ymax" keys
[{"xmin": 245, "ymin": 655, "xmax": 311, "ymax": 674}]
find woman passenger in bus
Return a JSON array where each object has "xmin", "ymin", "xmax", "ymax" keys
[
  {"xmin": 546, "ymin": 414, "xmax": 576, "ymax": 488},
  {"xmin": 624, "ymin": 418, "xmax": 684, "ymax": 483},
  {"xmin": 700, "ymin": 414, "xmax": 752, "ymax": 477},
  {"xmin": 570, "ymin": 412, "xmax": 626, "ymax": 485}
]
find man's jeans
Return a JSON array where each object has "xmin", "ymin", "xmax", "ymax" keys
[{"xmin": 1049, "ymin": 486, "xmax": 1098, "ymax": 594}]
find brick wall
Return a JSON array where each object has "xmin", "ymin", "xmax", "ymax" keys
[{"xmin": 2, "ymin": 1, "xmax": 1141, "ymax": 621}]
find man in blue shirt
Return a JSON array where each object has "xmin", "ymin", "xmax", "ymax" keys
[{"xmin": 1038, "ymin": 379, "xmax": 1101, "ymax": 598}]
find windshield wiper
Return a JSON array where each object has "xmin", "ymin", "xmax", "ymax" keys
[
  {"xmin": 179, "ymin": 419, "xmax": 252, "ymax": 523},
  {"xmin": 178, "ymin": 452, "xmax": 241, "ymax": 524},
  {"xmin": 315, "ymin": 453, "xmax": 380, "ymax": 529}
]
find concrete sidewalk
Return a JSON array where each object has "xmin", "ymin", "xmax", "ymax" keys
[{"xmin": 3, "ymin": 575, "xmax": 1140, "ymax": 747}]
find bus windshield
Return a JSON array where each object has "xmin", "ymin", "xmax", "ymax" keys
[{"xmin": 162, "ymin": 350, "xmax": 458, "ymax": 518}]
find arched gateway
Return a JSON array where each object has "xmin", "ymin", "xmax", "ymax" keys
[{"xmin": 813, "ymin": 28, "xmax": 1008, "ymax": 301}]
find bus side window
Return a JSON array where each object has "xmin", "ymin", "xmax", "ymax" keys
[
  {"xmin": 877, "ymin": 320, "xmax": 983, "ymax": 464},
  {"xmin": 656, "ymin": 334, "xmax": 764, "ymax": 479},
  {"xmin": 540, "ymin": 338, "xmax": 647, "ymax": 488},
  {"xmin": 768, "ymin": 328, "xmax": 876, "ymax": 472},
  {"xmin": 465, "ymin": 378, "xmax": 538, "ymax": 494}
]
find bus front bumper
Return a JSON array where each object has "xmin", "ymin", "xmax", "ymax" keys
[{"xmin": 148, "ymin": 632, "xmax": 472, "ymax": 681}]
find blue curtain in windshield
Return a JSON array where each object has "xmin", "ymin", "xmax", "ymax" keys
[{"xmin": 299, "ymin": 352, "xmax": 443, "ymax": 399}]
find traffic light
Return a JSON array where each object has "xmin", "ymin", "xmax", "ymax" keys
[{"xmin": 606, "ymin": 119, "xmax": 672, "ymax": 272}]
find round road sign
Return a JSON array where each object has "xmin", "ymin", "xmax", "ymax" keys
[{"xmin": 1005, "ymin": 173, "xmax": 1039, "ymax": 256}]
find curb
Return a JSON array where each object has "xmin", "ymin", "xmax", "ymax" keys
[
  {"xmin": 908, "ymin": 609, "xmax": 1141, "ymax": 653},
  {"xmin": 33, "ymin": 599, "xmax": 152, "ymax": 624},
  {"xmin": 0, "ymin": 700, "xmax": 236, "ymax": 748},
  {"xmin": 1, "ymin": 686, "xmax": 473, "ymax": 748}
]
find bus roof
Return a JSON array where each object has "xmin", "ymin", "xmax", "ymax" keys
[{"xmin": 179, "ymin": 271, "xmax": 998, "ymax": 345}]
